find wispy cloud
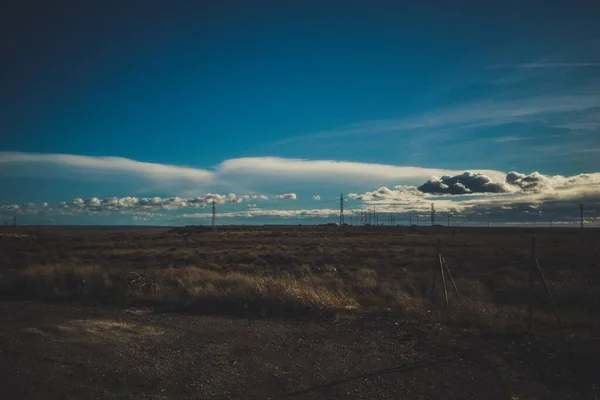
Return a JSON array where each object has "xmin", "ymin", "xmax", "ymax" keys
[
  {"xmin": 267, "ymin": 92, "xmax": 600, "ymax": 148},
  {"xmin": 491, "ymin": 62, "xmax": 600, "ymax": 69},
  {"xmin": 493, "ymin": 136, "xmax": 521, "ymax": 143}
]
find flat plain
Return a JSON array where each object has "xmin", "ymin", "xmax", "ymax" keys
[{"xmin": 0, "ymin": 226, "xmax": 598, "ymax": 399}]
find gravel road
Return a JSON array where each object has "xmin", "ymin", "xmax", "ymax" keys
[{"xmin": 0, "ymin": 301, "xmax": 596, "ymax": 399}]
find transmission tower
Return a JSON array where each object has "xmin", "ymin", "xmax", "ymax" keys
[
  {"xmin": 431, "ymin": 203, "xmax": 435, "ymax": 226},
  {"xmin": 211, "ymin": 200, "xmax": 216, "ymax": 232},
  {"xmin": 339, "ymin": 193, "xmax": 344, "ymax": 225}
]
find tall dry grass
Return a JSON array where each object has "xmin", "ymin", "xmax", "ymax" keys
[
  {"xmin": 1, "ymin": 260, "xmax": 596, "ymax": 330},
  {"xmin": 0, "ymin": 264, "xmax": 428, "ymax": 316}
]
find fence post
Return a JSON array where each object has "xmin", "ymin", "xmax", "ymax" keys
[
  {"xmin": 439, "ymin": 253, "xmax": 449, "ymax": 307},
  {"xmin": 442, "ymin": 257, "xmax": 461, "ymax": 299},
  {"xmin": 534, "ymin": 258, "xmax": 565, "ymax": 330},
  {"xmin": 431, "ymin": 241, "xmax": 439, "ymax": 303},
  {"xmin": 528, "ymin": 236, "xmax": 535, "ymax": 331}
]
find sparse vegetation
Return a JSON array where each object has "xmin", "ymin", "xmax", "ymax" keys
[
  {"xmin": 0, "ymin": 263, "xmax": 425, "ymax": 316},
  {"xmin": 1, "ymin": 226, "xmax": 599, "ymax": 399},
  {"xmin": 0, "ymin": 226, "xmax": 598, "ymax": 331}
]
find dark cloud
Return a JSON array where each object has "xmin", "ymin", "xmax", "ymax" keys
[
  {"xmin": 418, "ymin": 172, "xmax": 509, "ymax": 195},
  {"xmin": 505, "ymin": 171, "xmax": 555, "ymax": 191}
]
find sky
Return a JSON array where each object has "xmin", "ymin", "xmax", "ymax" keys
[{"xmin": 1, "ymin": 0, "xmax": 599, "ymax": 226}]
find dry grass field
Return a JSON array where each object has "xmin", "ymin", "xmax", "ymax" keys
[{"xmin": 0, "ymin": 226, "xmax": 599, "ymax": 398}]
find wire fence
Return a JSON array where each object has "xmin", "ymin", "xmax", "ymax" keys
[{"xmin": 431, "ymin": 237, "xmax": 600, "ymax": 334}]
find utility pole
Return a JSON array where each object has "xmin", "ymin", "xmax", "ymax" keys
[
  {"xmin": 211, "ymin": 200, "xmax": 216, "ymax": 232},
  {"xmin": 580, "ymin": 204, "xmax": 584, "ymax": 229},
  {"xmin": 447, "ymin": 214, "xmax": 450, "ymax": 227},
  {"xmin": 431, "ymin": 203, "xmax": 435, "ymax": 226},
  {"xmin": 339, "ymin": 193, "xmax": 344, "ymax": 225}
]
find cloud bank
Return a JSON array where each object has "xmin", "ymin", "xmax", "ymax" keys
[
  {"xmin": 0, "ymin": 193, "xmax": 269, "ymax": 216},
  {"xmin": 1, "ymin": 152, "xmax": 599, "ymax": 225},
  {"xmin": 217, "ymin": 156, "xmax": 504, "ymax": 185},
  {"xmin": 0, "ymin": 152, "xmax": 507, "ymax": 194}
]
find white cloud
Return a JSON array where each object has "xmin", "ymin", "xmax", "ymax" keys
[
  {"xmin": 0, "ymin": 152, "xmax": 214, "ymax": 184},
  {"xmin": 312, "ymin": 194, "xmax": 321, "ymax": 200},
  {"xmin": 275, "ymin": 193, "xmax": 297, "ymax": 200},
  {"xmin": 348, "ymin": 185, "xmax": 425, "ymax": 203},
  {"xmin": 251, "ymin": 194, "xmax": 270, "ymax": 200},
  {"xmin": 3, "ymin": 171, "xmax": 600, "ymax": 224},
  {"xmin": 181, "ymin": 208, "xmax": 339, "ymax": 219},
  {"xmin": 0, "ymin": 193, "xmax": 265, "ymax": 216},
  {"xmin": 217, "ymin": 157, "xmax": 505, "ymax": 185},
  {"xmin": 343, "ymin": 170, "xmax": 600, "ymax": 222},
  {"xmin": 0, "ymin": 152, "xmax": 506, "ymax": 191},
  {"xmin": 2, "ymin": 151, "xmax": 600, "ymax": 225}
]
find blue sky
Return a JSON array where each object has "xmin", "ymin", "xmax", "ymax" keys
[{"xmin": 1, "ymin": 1, "xmax": 599, "ymax": 225}]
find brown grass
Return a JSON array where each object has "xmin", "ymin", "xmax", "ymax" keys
[
  {"xmin": 1, "ymin": 226, "xmax": 599, "ymax": 331},
  {"xmin": 0, "ymin": 264, "xmax": 370, "ymax": 316}
]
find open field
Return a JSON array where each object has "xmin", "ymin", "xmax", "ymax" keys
[{"xmin": 1, "ymin": 226, "xmax": 599, "ymax": 398}]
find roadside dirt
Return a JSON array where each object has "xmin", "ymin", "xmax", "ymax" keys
[{"xmin": 1, "ymin": 301, "xmax": 597, "ymax": 399}]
